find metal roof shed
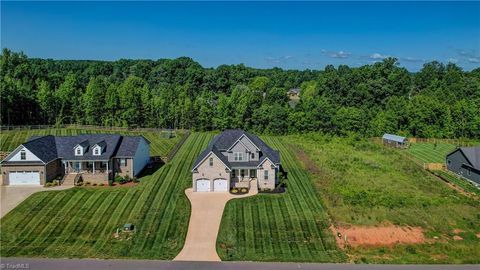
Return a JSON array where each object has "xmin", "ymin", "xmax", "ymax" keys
[{"xmin": 382, "ymin": 133, "xmax": 408, "ymax": 148}]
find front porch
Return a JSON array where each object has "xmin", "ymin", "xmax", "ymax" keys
[
  {"xmin": 63, "ymin": 160, "xmax": 112, "ymax": 182},
  {"xmin": 230, "ymin": 168, "xmax": 257, "ymax": 188}
]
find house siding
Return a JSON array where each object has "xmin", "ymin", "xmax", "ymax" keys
[
  {"xmin": 257, "ymin": 159, "xmax": 276, "ymax": 190},
  {"xmin": 446, "ymin": 149, "xmax": 480, "ymax": 185},
  {"xmin": 114, "ymin": 158, "xmax": 134, "ymax": 178},
  {"xmin": 192, "ymin": 153, "xmax": 230, "ymax": 191},
  {"xmin": 132, "ymin": 138, "xmax": 150, "ymax": 176}
]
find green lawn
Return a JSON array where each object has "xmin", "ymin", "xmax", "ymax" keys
[
  {"xmin": 0, "ymin": 132, "xmax": 213, "ymax": 259},
  {"xmin": 216, "ymin": 136, "xmax": 346, "ymax": 263},
  {"xmin": 408, "ymin": 143, "xmax": 456, "ymax": 163},
  {"xmin": 286, "ymin": 133, "xmax": 480, "ymax": 264},
  {"xmin": 0, "ymin": 128, "xmax": 183, "ymax": 157}
]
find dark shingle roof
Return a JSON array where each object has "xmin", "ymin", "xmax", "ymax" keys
[
  {"xmin": 460, "ymin": 147, "xmax": 480, "ymax": 170},
  {"xmin": 21, "ymin": 135, "xmax": 58, "ymax": 163},
  {"xmin": 4, "ymin": 134, "xmax": 148, "ymax": 163},
  {"xmin": 192, "ymin": 129, "xmax": 280, "ymax": 170}
]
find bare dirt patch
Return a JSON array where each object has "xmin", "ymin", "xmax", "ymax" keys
[
  {"xmin": 330, "ymin": 224, "xmax": 425, "ymax": 248},
  {"xmin": 476, "ymin": 233, "xmax": 480, "ymax": 238},
  {"xmin": 453, "ymin": 235, "xmax": 463, "ymax": 241},
  {"xmin": 452, "ymin": 228, "xmax": 465, "ymax": 234}
]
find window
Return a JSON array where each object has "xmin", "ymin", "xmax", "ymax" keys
[
  {"xmin": 75, "ymin": 147, "xmax": 82, "ymax": 156},
  {"xmin": 20, "ymin": 150, "xmax": 26, "ymax": 160},
  {"xmin": 264, "ymin": 170, "xmax": 269, "ymax": 180},
  {"xmin": 240, "ymin": 169, "xmax": 245, "ymax": 177},
  {"xmin": 251, "ymin": 153, "xmax": 255, "ymax": 159},
  {"xmin": 250, "ymin": 169, "xmax": 256, "ymax": 178},
  {"xmin": 231, "ymin": 169, "xmax": 236, "ymax": 178},
  {"xmin": 120, "ymin": 159, "xmax": 127, "ymax": 166},
  {"xmin": 209, "ymin": 157, "xmax": 213, "ymax": 166},
  {"xmin": 94, "ymin": 148, "xmax": 100, "ymax": 155},
  {"xmin": 467, "ymin": 168, "xmax": 471, "ymax": 176},
  {"xmin": 234, "ymin": 152, "xmax": 243, "ymax": 161}
]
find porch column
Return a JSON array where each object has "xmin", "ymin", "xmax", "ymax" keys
[
  {"xmin": 106, "ymin": 161, "xmax": 109, "ymax": 179},
  {"xmin": 93, "ymin": 162, "xmax": 95, "ymax": 175}
]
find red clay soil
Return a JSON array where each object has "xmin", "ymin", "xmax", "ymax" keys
[
  {"xmin": 453, "ymin": 235, "xmax": 463, "ymax": 241},
  {"xmin": 330, "ymin": 224, "xmax": 425, "ymax": 248},
  {"xmin": 476, "ymin": 233, "xmax": 480, "ymax": 238}
]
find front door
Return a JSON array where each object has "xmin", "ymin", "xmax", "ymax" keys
[
  {"xmin": 74, "ymin": 162, "xmax": 81, "ymax": 172},
  {"xmin": 250, "ymin": 169, "xmax": 257, "ymax": 178}
]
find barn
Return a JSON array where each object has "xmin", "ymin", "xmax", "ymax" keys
[
  {"xmin": 382, "ymin": 133, "xmax": 408, "ymax": 148},
  {"xmin": 446, "ymin": 147, "xmax": 480, "ymax": 185}
]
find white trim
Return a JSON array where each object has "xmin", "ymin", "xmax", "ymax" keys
[
  {"xmin": 257, "ymin": 157, "xmax": 279, "ymax": 168},
  {"xmin": 1, "ymin": 145, "xmax": 46, "ymax": 164},
  {"xmin": 227, "ymin": 134, "xmax": 260, "ymax": 151},
  {"xmin": 191, "ymin": 151, "xmax": 231, "ymax": 172}
]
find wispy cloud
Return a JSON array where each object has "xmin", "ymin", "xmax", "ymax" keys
[
  {"xmin": 400, "ymin": 56, "xmax": 424, "ymax": 63},
  {"xmin": 447, "ymin": 58, "xmax": 458, "ymax": 64},
  {"xmin": 468, "ymin": 57, "xmax": 480, "ymax": 63},
  {"xmin": 265, "ymin": 55, "xmax": 295, "ymax": 64},
  {"xmin": 330, "ymin": 51, "xmax": 351, "ymax": 58},
  {"xmin": 321, "ymin": 49, "xmax": 351, "ymax": 59},
  {"xmin": 369, "ymin": 53, "xmax": 389, "ymax": 60}
]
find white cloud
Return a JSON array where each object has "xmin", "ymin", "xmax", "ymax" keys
[
  {"xmin": 447, "ymin": 58, "xmax": 458, "ymax": 64},
  {"xmin": 468, "ymin": 57, "xmax": 480, "ymax": 63},
  {"xmin": 401, "ymin": 56, "xmax": 424, "ymax": 63},
  {"xmin": 329, "ymin": 50, "xmax": 351, "ymax": 58},
  {"xmin": 369, "ymin": 53, "xmax": 389, "ymax": 60}
]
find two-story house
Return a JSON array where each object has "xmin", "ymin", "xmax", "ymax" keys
[{"xmin": 191, "ymin": 129, "xmax": 280, "ymax": 192}]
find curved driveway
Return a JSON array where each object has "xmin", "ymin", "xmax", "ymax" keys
[{"xmin": 174, "ymin": 180, "xmax": 257, "ymax": 261}]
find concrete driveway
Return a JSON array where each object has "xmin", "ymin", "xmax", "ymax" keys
[
  {"xmin": 174, "ymin": 180, "xmax": 258, "ymax": 261},
  {"xmin": 0, "ymin": 185, "xmax": 72, "ymax": 218}
]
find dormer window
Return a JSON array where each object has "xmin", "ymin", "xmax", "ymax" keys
[
  {"xmin": 209, "ymin": 157, "xmax": 213, "ymax": 166},
  {"xmin": 94, "ymin": 148, "xmax": 100, "ymax": 156},
  {"xmin": 75, "ymin": 147, "xmax": 83, "ymax": 156},
  {"xmin": 20, "ymin": 150, "xmax": 26, "ymax": 160}
]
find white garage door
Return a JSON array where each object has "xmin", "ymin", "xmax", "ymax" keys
[
  {"xmin": 213, "ymin": 179, "xmax": 228, "ymax": 192},
  {"xmin": 196, "ymin": 179, "xmax": 210, "ymax": 192},
  {"xmin": 9, "ymin": 171, "xmax": 41, "ymax": 185}
]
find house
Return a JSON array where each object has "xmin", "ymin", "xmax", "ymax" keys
[
  {"xmin": 287, "ymin": 88, "xmax": 300, "ymax": 99},
  {"xmin": 1, "ymin": 134, "xmax": 150, "ymax": 186},
  {"xmin": 446, "ymin": 147, "xmax": 480, "ymax": 185},
  {"xmin": 191, "ymin": 129, "xmax": 280, "ymax": 192},
  {"xmin": 382, "ymin": 133, "xmax": 408, "ymax": 148}
]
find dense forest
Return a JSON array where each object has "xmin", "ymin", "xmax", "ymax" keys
[{"xmin": 1, "ymin": 48, "xmax": 479, "ymax": 138}]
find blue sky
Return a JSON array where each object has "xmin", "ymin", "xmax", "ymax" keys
[{"xmin": 1, "ymin": 1, "xmax": 479, "ymax": 71}]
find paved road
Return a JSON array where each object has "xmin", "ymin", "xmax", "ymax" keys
[
  {"xmin": 0, "ymin": 185, "xmax": 72, "ymax": 218},
  {"xmin": 174, "ymin": 182, "xmax": 257, "ymax": 261},
  {"xmin": 0, "ymin": 258, "xmax": 478, "ymax": 270}
]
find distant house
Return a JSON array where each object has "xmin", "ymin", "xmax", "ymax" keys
[
  {"xmin": 446, "ymin": 147, "xmax": 480, "ymax": 185},
  {"xmin": 287, "ymin": 88, "xmax": 300, "ymax": 99},
  {"xmin": 382, "ymin": 133, "xmax": 408, "ymax": 148},
  {"xmin": 191, "ymin": 129, "xmax": 280, "ymax": 192},
  {"xmin": 1, "ymin": 134, "xmax": 150, "ymax": 186}
]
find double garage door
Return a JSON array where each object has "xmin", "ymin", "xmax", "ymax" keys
[
  {"xmin": 9, "ymin": 171, "xmax": 41, "ymax": 185},
  {"xmin": 196, "ymin": 178, "xmax": 228, "ymax": 192}
]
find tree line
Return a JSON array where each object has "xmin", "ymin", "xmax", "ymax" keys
[{"xmin": 1, "ymin": 48, "xmax": 479, "ymax": 138}]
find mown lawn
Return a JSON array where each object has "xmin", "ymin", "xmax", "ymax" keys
[
  {"xmin": 0, "ymin": 128, "xmax": 183, "ymax": 157},
  {"xmin": 287, "ymin": 133, "xmax": 480, "ymax": 264},
  {"xmin": 0, "ymin": 132, "xmax": 213, "ymax": 259},
  {"xmin": 216, "ymin": 136, "xmax": 346, "ymax": 263},
  {"xmin": 408, "ymin": 143, "xmax": 456, "ymax": 163},
  {"xmin": 430, "ymin": 170, "xmax": 480, "ymax": 197}
]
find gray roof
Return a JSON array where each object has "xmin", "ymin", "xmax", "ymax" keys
[
  {"xmin": 382, "ymin": 133, "xmax": 407, "ymax": 143},
  {"xmin": 20, "ymin": 135, "xmax": 58, "ymax": 163},
  {"xmin": 192, "ymin": 129, "xmax": 280, "ymax": 171},
  {"xmin": 3, "ymin": 134, "xmax": 148, "ymax": 163},
  {"xmin": 459, "ymin": 147, "xmax": 480, "ymax": 170}
]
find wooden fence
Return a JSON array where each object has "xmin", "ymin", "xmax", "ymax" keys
[
  {"xmin": 423, "ymin": 163, "xmax": 445, "ymax": 170},
  {"xmin": 0, "ymin": 124, "xmax": 186, "ymax": 134}
]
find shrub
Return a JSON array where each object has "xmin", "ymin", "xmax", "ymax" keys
[
  {"xmin": 99, "ymin": 183, "xmax": 104, "ymax": 186},
  {"xmin": 114, "ymin": 175, "xmax": 123, "ymax": 182},
  {"xmin": 124, "ymin": 175, "xmax": 131, "ymax": 182},
  {"xmin": 85, "ymin": 181, "xmax": 91, "ymax": 186},
  {"xmin": 132, "ymin": 177, "xmax": 139, "ymax": 183},
  {"xmin": 231, "ymin": 188, "xmax": 239, "ymax": 194},
  {"xmin": 76, "ymin": 182, "xmax": 84, "ymax": 186},
  {"xmin": 92, "ymin": 183, "xmax": 97, "ymax": 186},
  {"xmin": 240, "ymin": 188, "xmax": 248, "ymax": 193},
  {"xmin": 45, "ymin": 182, "xmax": 52, "ymax": 187},
  {"xmin": 108, "ymin": 179, "xmax": 114, "ymax": 186}
]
